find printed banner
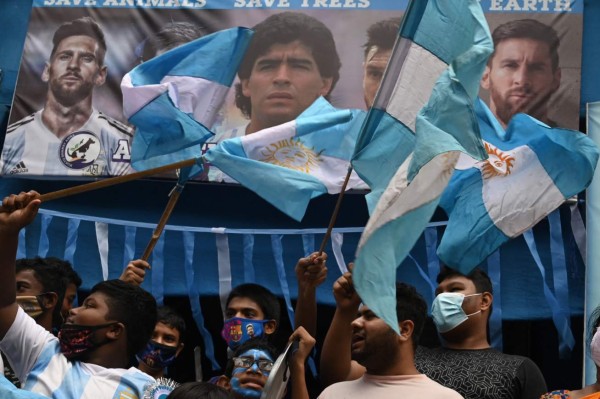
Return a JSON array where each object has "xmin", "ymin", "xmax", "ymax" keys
[{"xmin": 0, "ymin": 0, "xmax": 583, "ymax": 179}]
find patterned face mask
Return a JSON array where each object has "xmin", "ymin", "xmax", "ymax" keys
[
  {"xmin": 136, "ymin": 340, "xmax": 179, "ymax": 370},
  {"xmin": 16, "ymin": 294, "xmax": 49, "ymax": 319},
  {"xmin": 58, "ymin": 322, "xmax": 118, "ymax": 359},
  {"xmin": 221, "ymin": 317, "xmax": 270, "ymax": 349}
]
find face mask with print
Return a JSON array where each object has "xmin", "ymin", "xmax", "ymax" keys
[
  {"xmin": 16, "ymin": 294, "xmax": 48, "ymax": 319},
  {"xmin": 431, "ymin": 292, "xmax": 482, "ymax": 333},
  {"xmin": 58, "ymin": 322, "xmax": 118, "ymax": 359},
  {"xmin": 136, "ymin": 340, "xmax": 179, "ymax": 370},
  {"xmin": 221, "ymin": 317, "xmax": 269, "ymax": 349}
]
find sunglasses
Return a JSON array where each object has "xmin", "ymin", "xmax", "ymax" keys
[{"xmin": 233, "ymin": 356, "xmax": 274, "ymax": 372}]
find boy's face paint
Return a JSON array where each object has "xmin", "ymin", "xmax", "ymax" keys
[{"xmin": 230, "ymin": 349, "xmax": 273, "ymax": 399}]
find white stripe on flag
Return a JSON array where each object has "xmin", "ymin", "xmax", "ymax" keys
[
  {"xmin": 480, "ymin": 144, "xmax": 564, "ymax": 237},
  {"xmin": 358, "ymin": 151, "xmax": 459, "ymax": 250},
  {"xmin": 386, "ymin": 41, "xmax": 448, "ymax": 131}
]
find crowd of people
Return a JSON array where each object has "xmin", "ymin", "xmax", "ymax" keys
[{"xmin": 0, "ymin": 6, "xmax": 589, "ymax": 399}]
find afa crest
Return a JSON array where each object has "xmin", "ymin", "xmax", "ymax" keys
[
  {"xmin": 260, "ymin": 138, "xmax": 322, "ymax": 173},
  {"xmin": 479, "ymin": 142, "xmax": 515, "ymax": 179}
]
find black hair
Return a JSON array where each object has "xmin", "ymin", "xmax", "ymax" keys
[
  {"xmin": 90, "ymin": 279, "xmax": 157, "ymax": 357},
  {"xmin": 436, "ymin": 266, "xmax": 493, "ymax": 295},
  {"xmin": 141, "ymin": 21, "xmax": 207, "ymax": 62},
  {"xmin": 168, "ymin": 382, "xmax": 234, "ymax": 399},
  {"xmin": 16, "ymin": 257, "xmax": 67, "ymax": 328},
  {"xmin": 51, "ymin": 17, "xmax": 107, "ymax": 65},
  {"xmin": 396, "ymin": 282, "xmax": 427, "ymax": 346},
  {"xmin": 226, "ymin": 283, "xmax": 281, "ymax": 325},
  {"xmin": 224, "ymin": 337, "xmax": 279, "ymax": 378},
  {"xmin": 491, "ymin": 19, "xmax": 560, "ymax": 70},
  {"xmin": 157, "ymin": 305, "xmax": 186, "ymax": 339},
  {"xmin": 234, "ymin": 12, "xmax": 341, "ymax": 118},
  {"xmin": 53, "ymin": 260, "xmax": 82, "ymax": 288},
  {"xmin": 363, "ymin": 17, "xmax": 401, "ymax": 59}
]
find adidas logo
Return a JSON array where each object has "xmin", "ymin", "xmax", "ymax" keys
[{"xmin": 9, "ymin": 161, "xmax": 28, "ymax": 175}]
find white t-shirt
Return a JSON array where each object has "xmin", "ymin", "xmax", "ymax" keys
[
  {"xmin": 1, "ymin": 109, "xmax": 134, "ymax": 177},
  {"xmin": 318, "ymin": 373, "xmax": 464, "ymax": 399},
  {"xmin": 0, "ymin": 307, "xmax": 154, "ymax": 399}
]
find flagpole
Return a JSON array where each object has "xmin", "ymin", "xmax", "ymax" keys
[
  {"xmin": 34, "ymin": 159, "xmax": 196, "ymax": 202},
  {"xmin": 141, "ymin": 182, "xmax": 185, "ymax": 261},
  {"xmin": 318, "ymin": 166, "xmax": 353, "ymax": 254}
]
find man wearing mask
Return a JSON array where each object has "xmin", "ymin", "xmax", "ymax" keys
[
  {"xmin": 136, "ymin": 306, "xmax": 185, "ymax": 380},
  {"xmin": 320, "ymin": 266, "xmax": 547, "ymax": 399}
]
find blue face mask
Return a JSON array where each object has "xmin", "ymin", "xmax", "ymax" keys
[
  {"xmin": 221, "ymin": 317, "xmax": 269, "ymax": 349},
  {"xmin": 136, "ymin": 340, "xmax": 179, "ymax": 370},
  {"xmin": 431, "ymin": 292, "xmax": 482, "ymax": 333}
]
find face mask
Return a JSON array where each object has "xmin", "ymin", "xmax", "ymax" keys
[
  {"xmin": 591, "ymin": 329, "xmax": 600, "ymax": 367},
  {"xmin": 431, "ymin": 292, "xmax": 482, "ymax": 333},
  {"xmin": 16, "ymin": 294, "xmax": 47, "ymax": 319},
  {"xmin": 136, "ymin": 340, "xmax": 179, "ymax": 370},
  {"xmin": 221, "ymin": 317, "xmax": 269, "ymax": 349},
  {"xmin": 58, "ymin": 322, "xmax": 118, "ymax": 359}
]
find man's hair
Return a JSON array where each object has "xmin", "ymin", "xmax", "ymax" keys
[
  {"xmin": 224, "ymin": 337, "xmax": 279, "ymax": 378},
  {"xmin": 90, "ymin": 280, "xmax": 157, "ymax": 357},
  {"xmin": 51, "ymin": 17, "xmax": 107, "ymax": 65},
  {"xmin": 141, "ymin": 21, "xmax": 206, "ymax": 61},
  {"xmin": 53, "ymin": 260, "xmax": 82, "ymax": 288},
  {"xmin": 436, "ymin": 266, "xmax": 493, "ymax": 295},
  {"xmin": 169, "ymin": 382, "xmax": 234, "ymax": 399},
  {"xmin": 396, "ymin": 282, "xmax": 427, "ymax": 346},
  {"xmin": 16, "ymin": 257, "xmax": 68, "ymax": 327},
  {"xmin": 157, "ymin": 305, "xmax": 186, "ymax": 339},
  {"xmin": 588, "ymin": 305, "xmax": 600, "ymax": 349},
  {"xmin": 491, "ymin": 19, "xmax": 560, "ymax": 70},
  {"xmin": 226, "ymin": 283, "xmax": 281, "ymax": 324},
  {"xmin": 235, "ymin": 12, "xmax": 341, "ymax": 118},
  {"xmin": 363, "ymin": 17, "xmax": 401, "ymax": 59}
]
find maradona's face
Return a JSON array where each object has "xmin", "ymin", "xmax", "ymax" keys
[{"xmin": 43, "ymin": 35, "xmax": 107, "ymax": 106}]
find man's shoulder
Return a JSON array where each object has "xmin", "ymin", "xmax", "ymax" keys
[
  {"xmin": 6, "ymin": 113, "xmax": 38, "ymax": 135},
  {"xmin": 94, "ymin": 111, "xmax": 135, "ymax": 138}
]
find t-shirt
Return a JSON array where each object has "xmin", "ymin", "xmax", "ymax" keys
[
  {"xmin": 0, "ymin": 307, "xmax": 154, "ymax": 399},
  {"xmin": 0, "ymin": 109, "xmax": 134, "ymax": 177},
  {"xmin": 416, "ymin": 346, "xmax": 547, "ymax": 399},
  {"xmin": 318, "ymin": 373, "xmax": 464, "ymax": 398}
]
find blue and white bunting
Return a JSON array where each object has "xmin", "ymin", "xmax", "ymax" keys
[
  {"xmin": 204, "ymin": 97, "xmax": 366, "ymax": 222},
  {"xmin": 437, "ymin": 99, "xmax": 600, "ymax": 273},
  {"xmin": 121, "ymin": 27, "xmax": 253, "ymax": 178},
  {"xmin": 351, "ymin": 0, "xmax": 493, "ymax": 333}
]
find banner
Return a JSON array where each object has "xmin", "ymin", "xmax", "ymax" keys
[{"xmin": 0, "ymin": 0, "xmax": 583, "ymax": 179}]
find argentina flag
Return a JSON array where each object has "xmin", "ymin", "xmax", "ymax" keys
[
  {"xmin": 204, "ymin": 97, "xmax": 366, "ymax": 222},
  {"xmin": 351, "ymin": 0, "xmax": 493, "ymax": 333},
  {"xmin": 121, "ymin": 27, "xmax": 253, "ymax": 177},
  {"xmin": 437, "ymin": 99, "xmax": 600, "ymax": 273}
]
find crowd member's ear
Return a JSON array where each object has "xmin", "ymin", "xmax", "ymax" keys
[
  {"xmin": 481, "ymin": 292, "xmax": 493, "ymax": 312},
  {"xmin": 265, "ymin": 320, "xmax": 277, "ymax": 335},
  {"xmin": 40, "ymin": 292, "xmax": 58, "ymax": 311},
  {"xmin": 216, "ymin": 375, "xmax": 231, "ymax": 391},
  {"xmin": 398, "ymin": 320, "xmax": 414, "ymax": 342},
  {"xmin": 106, "ymin": 322, "xmax": 125, "ymax": 341}
]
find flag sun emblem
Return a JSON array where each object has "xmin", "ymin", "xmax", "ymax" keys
[
  {"xmin": 260, "ymin": 138, "xmax": 322, "ymax": 173},
  {"xmin": 480, "ymin": 142, "xmax": 515, "ymax": 179}
]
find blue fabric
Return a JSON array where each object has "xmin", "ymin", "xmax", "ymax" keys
[
  {"xmin": 64, "ymin": 218, "xmax": 80, "ymax": 265},
  {"xmin": 270, "ymin": 235, "xmax": 295, "ymax": 329}
]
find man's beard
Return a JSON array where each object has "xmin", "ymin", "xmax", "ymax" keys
[
  {"xmin": 351, "ymin": 330, "xmax": 398, "ymax": 369},
  {"xmin": 50, "ymin": 76, "xmax": 94, "ymax": 107},
  {"xmin": 491, "ymin": 86, "xmax": 552, "ymax": 126}
]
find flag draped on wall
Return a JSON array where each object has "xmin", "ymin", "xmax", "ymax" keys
[
  {"xmin": 351, "ymin": 0, "xmax": 493, "ymax": 333},
  {"xmin": 437, "ymin": 99, "xmax": 599, "ymax": 273},
  {"xmin": 121, "ymin": 27, "xmax": 254, "ymax": 178},
  {"xmin": 204, "ymin": 97, "xmax": 366, "ymax": 221}
]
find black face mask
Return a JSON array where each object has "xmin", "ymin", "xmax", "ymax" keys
[{"xmin": 58, "ymin": 322, "xmax": 118, "ymax": 359}]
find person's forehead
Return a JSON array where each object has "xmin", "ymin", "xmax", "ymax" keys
[
  {"xmin": 256, "ymin": 40, "xmax": 317, "ymax": 62},
  {"xmin": 55, "ymin": 35, "xmax": 99, "ymax": 53},
  {"xmin": 493, "ymin": 38, "xmax": 553, "ymax": 62},
  {"xmin": 365, "ymin": 47, "xmax": 392, "ymax": 65},
  {"xmin": 16, "ymin": 270, "xmax": 44, "ymax": 290},
  {"xmin": 86, "ymin": 291, "xmax": 111, "ymax": 307},
  {"xmin": 437, "ymin": 275, "xmax": 476, "ymax": 291},
  {"xmin": 227, "ymin": 297, "xmax": 264, "ymax": 313},
  {"xmin": 155, "ymin": 321, "xmax": 181, "ymax": 339}
]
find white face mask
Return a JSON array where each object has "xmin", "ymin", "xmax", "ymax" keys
[
  {"xmin": 431, "ymin": 292, "xmax": 482, "ymax": 333},
  {"xmin": 591, "ymin": 329, "xmax": 600, "ymax": 367}
]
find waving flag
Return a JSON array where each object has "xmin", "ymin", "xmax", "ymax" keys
[
  {"xmin": 204, "ymin": 97, "xmax": 366, "ymax": 221},
  {"xmin": 121, "ymin": 27, "xmax": 253, "ymax": 179},
  {"xmin": 351, "ymin": 0, "xmax": 493, "ymax": 333},
  {"xmin": 437, "ymin": 99, "xmax": 599, "ymax": 273}
]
